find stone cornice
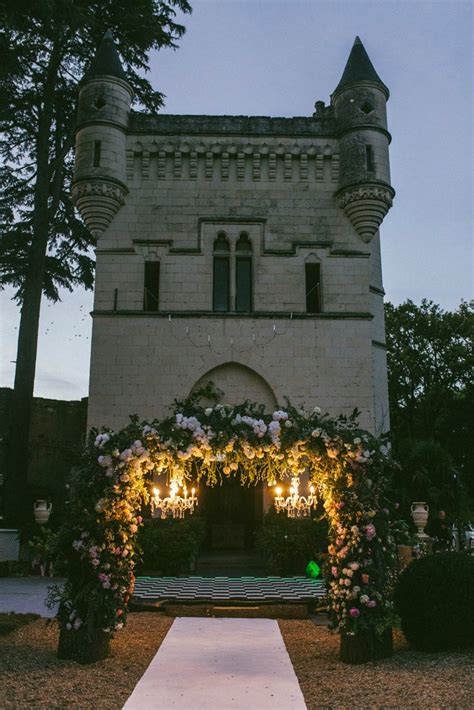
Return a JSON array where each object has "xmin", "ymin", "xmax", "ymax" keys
[
  {"xmin": 91, "ymin": 310, "xmax": 374, "ymax": 320},
  {"xmin": 129, "ymin": 113, "xmax": 336, "ymax": 137}
]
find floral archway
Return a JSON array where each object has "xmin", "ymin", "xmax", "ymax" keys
[{"xmin": 52, "ymin": 390, "xmax": 398, "ymax": 664}]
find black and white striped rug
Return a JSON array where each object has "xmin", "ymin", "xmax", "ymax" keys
[{"xmin": 134, "ymin": 576, "xmax": 326, "ymax": 603}]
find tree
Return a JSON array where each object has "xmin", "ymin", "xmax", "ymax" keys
[
  {"xmin": 385, "ymin": 299, "xmax": 474, "ymax": 517},
  {"xmin": 0, "ymin": 0, "xmax": 192, "ymax": 525}
]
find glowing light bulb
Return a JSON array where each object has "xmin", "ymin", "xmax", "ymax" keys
[
  {"xmin": 153, "ymin": 487, "xmax": 160, "ymax": 497},
  {"xmin": 276, "ymin": 487, "xmax": 282, "ymax": 497}
]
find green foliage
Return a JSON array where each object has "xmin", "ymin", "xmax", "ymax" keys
[
  {"xmin": 1, "ymin": 0, "xmax": 192, "ymax": 302},
  {"xmin": 385, "ymin": 300, "xmax": 474, "ymax": 518},
  {"xmin": 137, "ymin": 516, "xmax": 205, "ymax": 575},
  {"xmin": 394, "ymin": 552, "xmax": 474, "ymax": 651},
  {"xmin": 256, "ymin": 510, "xmax": 328, "ymax": 576}
]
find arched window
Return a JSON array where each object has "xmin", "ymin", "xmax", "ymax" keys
[
  {"xmin": 213, "ymin": 233, "xmax": 230, "ymax": 312},
  {"xmin": 305, "ymin": 256, "xmax": 321, "ymax": 313},
  {"xmin": 235, "ymin": 233, "xmax": 253, "ymax": 313}
]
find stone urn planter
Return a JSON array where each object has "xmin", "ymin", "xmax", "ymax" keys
[
  {"xmin": 34, "ymin": 500, "xmax": 52, "ymax": 525},
  {"xmin": 58, "ymin": 625, "xmax": 110, "ymax": 664},
  {"xmin": 411, "ymin": 502, "xmax": 429, "ymax": 539},
  {"xmin": 340, "ymin": 627, "xmax": 393, "ymax": 664}
]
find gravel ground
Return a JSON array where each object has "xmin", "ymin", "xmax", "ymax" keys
[
  {"xmin": 279, "ymin": 620, "xmax": 474, "ymax": 709},
  {"xmin": 0, "ymin": 613, "xmax": 172, "ymax": 709},
  {"xmin": 1, "ymin": 614, "xmax": 473, "ymax": 709}
]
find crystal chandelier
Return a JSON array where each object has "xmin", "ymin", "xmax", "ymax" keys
[
  {"xmin": 274, "ymin": 477, "xmax": 317, "ymax": 518},
  {"xmin": 151, "ymin": 481, "xmax": 198, "ymax": 519}
]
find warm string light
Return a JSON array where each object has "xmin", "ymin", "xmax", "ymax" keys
[
  {"xmin": 273, "ymin": 477, "xmax": 317, "ymax": 518},
  {"xmin": 151, "ymin": 482, "xmax": 198, "ymax": 519}
]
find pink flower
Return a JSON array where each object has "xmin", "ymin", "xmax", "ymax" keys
[
  {"xmin": 349, "ymin": 607, "xmax": 360, "ymax": 618},
  {"xmin": 130, "ymin": 524, "xmax": 138, "ymax": 534},
  {"xmin": 137, "ymin": 516, "xmax": 143, "ymax": 524},
  {"xmin": 366, "ymin": 599, "xmax": 376, "ymax": 608},
  {"xmin": 122, "ymin": 549, "xmax": 129, "ymax": 557},
  {"xmin": 336, "ymin": 502, "xmax": 345, "ymax": 510},
  {"xmin": 365, "ymin": 524, "xmax": 376, "ymax": 541},
  {"xmin": 331, "ymin": 566, "xmax": 338, "ymax": 577},
  {"xmin": 362, "ymin": 573, "xmax": 369, "ymax": 584},
  {"xmin": 114, "ymin": 547, "xmax": 122, "ymax": 555}
]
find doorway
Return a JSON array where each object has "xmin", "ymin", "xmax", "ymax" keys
[{"xmin": 200, "ymin": 476, "xmax": 263, "ymax": 551}]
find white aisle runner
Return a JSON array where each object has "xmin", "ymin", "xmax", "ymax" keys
[{"xmin": 123, "ymin": 617, "xmax": 307, "ymax": 710}]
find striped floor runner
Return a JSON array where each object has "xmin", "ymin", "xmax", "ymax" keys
[{"xmin": 134, "ymin": 575, "xmax": 326, "ymax": 603}]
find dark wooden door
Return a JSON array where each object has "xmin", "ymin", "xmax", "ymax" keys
[{"xmin": 201, "ymin": 476, "xmax": 262, "ymax": 550}]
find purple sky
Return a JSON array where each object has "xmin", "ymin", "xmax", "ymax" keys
[{"xmin": 1, "ymin": 0, "xmax": 472, "ymax": 401}]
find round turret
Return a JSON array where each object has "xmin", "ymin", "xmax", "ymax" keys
[
  {"xmin": 332, "ymin": 37, "xmax": 395, "ymax": 242},
  {"xmin": 72, "ymin": 31, "xmax": 132, "ymax": 237}
]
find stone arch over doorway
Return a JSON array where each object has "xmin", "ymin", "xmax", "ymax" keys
[
  {"xmin": 191, "ymin": 363, "xmax": 277, "ymax": 556},
  {"xmin": 191, "ymin": 362, "xmax": 278, "ymax": 411}
]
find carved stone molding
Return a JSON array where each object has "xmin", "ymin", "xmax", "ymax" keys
[
  {"xmin": 72, "ymin": 180, "xmax": 127, "ymax": 237},
  {"xmin": 336, "ymin": 183, "xmax": 395, "ymax": 243}
]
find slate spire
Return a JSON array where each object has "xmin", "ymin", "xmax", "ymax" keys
[
  {"xmin": 87, "ymin": 30, "xmax": 126, "ymax": 80},
  {"xmin": 334, "ymin": 36, "xmax": 389, "ymax": 98}
]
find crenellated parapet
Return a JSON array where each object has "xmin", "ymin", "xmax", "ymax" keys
[{"xmin": 125, "ymin": 136, "xmax": 340, "ymax": 183}]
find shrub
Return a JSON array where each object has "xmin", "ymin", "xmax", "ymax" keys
[
  {"xmin": 255, "ymin": 510, "xmax": 328, "ymax": 576},
  {"xmin": 137, "ymin": 516, "xmax": 206, "ymax": 576},
  {"xmin": 394, "ymin": 552, "xmax": 474, "ymax": 651}
]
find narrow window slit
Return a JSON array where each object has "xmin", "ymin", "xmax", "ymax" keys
[
  {"xmin": 366, "ymin": 145, "xmax": 374, "ymax": 172},
  {"xmin": 93, "ymin": 141, "xmax": 102, "ymax": 168}
]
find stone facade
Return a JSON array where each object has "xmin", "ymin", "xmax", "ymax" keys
[
  {"xmin": 0, "ymin": 389, "xmax": 87, "ymax": 522},
  {"xmin": 75, "ymin": 36, "xmax": 394, "ymax": 437}
]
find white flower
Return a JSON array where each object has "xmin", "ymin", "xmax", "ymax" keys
[
  {"xmin": 284, "ymin": 420, "xmax": 293, "ymax": 429},
  {"xmin": 94, "ymin": 433, "xmax": 110, "ymax": 448},
  {"xmin": 360, "ymin": 594, "xmax": 369, "ymax": 604},
  {"xmin": 313, "ymin": 406, "xmax": 321, "ymax": 414},
  {"xmin": 98, "ymin": 455, "xmax": 112, "ymax": 468},
  {"xmin": 353, "ymin": 437, "xmax": 361, "ymax": 445},
  {"xmin": 311, "ymin": 429, "xmax": 321, "ymax": 438},
  {"xmin": 73, "ymin": 617, "xmax": 82, "ymax": 630},
  {"xmin": 205, "ymin": 407, "xmax": 213, "ymax": 416},
  {"xmin": 120, "ymin": 449, "xmax": 133, "ymax": 461},
  {"xmin": 272, "ymin": 410, "xmax": 288, "ymax": 421},
  {"xmin": 66, "ymin": 623, "xmax": 72, "ymax": 631}
]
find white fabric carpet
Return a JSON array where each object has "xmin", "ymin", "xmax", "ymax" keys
[{"xmin": 123, "ymin": 617, "xmax": 306, "ymax": 709}]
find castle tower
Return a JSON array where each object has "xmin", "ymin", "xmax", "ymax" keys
[
  {"xmin": 72, "ymin": 31, "xmax": 132, "ymax": 237},
  {"xmin": 333, "ymin": 36, "xmax": 395, "ymax": 242}
]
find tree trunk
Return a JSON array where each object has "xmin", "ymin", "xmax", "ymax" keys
[{"xmin": 4, "ymin": 42, "xmax": 61, "ymax": 527}]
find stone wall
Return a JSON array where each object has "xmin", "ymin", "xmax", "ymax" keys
[{"xmin": 0, "ymin": 388, "xmax": 87, "ymax": 522}]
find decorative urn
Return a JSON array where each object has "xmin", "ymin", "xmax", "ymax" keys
[
  {"xmin": 411, "ymin": 502, "xmax": 429, "ymax": 539},
  {"xmin": 34, "ymin": 500, "xmax": 52, "ymax": 525}
]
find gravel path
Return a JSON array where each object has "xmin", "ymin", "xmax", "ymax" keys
[
  {"xmin": 279, "ymin": 620, "xmax": 474, "ymax": 709},
  {"xmin": 1, "ymin": 614, "xmax": 473, "ymax": 709},
  {"xmin": 0, "ymin": 613, "xmax": 172, "ymax": 709}
]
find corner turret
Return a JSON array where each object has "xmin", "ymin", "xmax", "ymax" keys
[
  {"xmin": 332, "ymin": 37, "xmax": 395, "ymax": 242},
  {"xmin": 72, "ymin": 31, "xmax": 132, "ymax": 237}
]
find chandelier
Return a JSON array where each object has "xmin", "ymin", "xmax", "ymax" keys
[
  {"xmin": 151, "ymin": 482, "xmax": 198, "ymax": 519},
  {"xmin": 274, "ymin": 477, "xmax": 317, "ymax": 518}
]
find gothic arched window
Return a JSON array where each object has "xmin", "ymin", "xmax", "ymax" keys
[
  {"xmin": 235, "ymin": 233, "xmax": 253, "ymax": 313},
  {"xmin": 213, "ymin": 233, "xmax": 230, "ymax": 312}
]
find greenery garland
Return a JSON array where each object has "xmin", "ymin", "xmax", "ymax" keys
[{"xmin": 52, "ymin": 389, "xmax": 399, "ymax": 646}]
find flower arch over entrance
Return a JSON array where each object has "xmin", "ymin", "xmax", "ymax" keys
[{"xmin": 53, "ymin": 391, "xmax": 398, "ymax": 664}]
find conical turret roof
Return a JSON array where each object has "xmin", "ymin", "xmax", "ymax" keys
[
  {"xmin": 87, "ymin": 30, "xmax": 126, "ymax": 80},
  {"xmin": 334, "ymin": 37, "xmax": 389, "ymax": 98}
]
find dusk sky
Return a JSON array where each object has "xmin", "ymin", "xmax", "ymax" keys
[{"xmin": 1, "ymin": 0, "xmax": 472, "ymax": 401}]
